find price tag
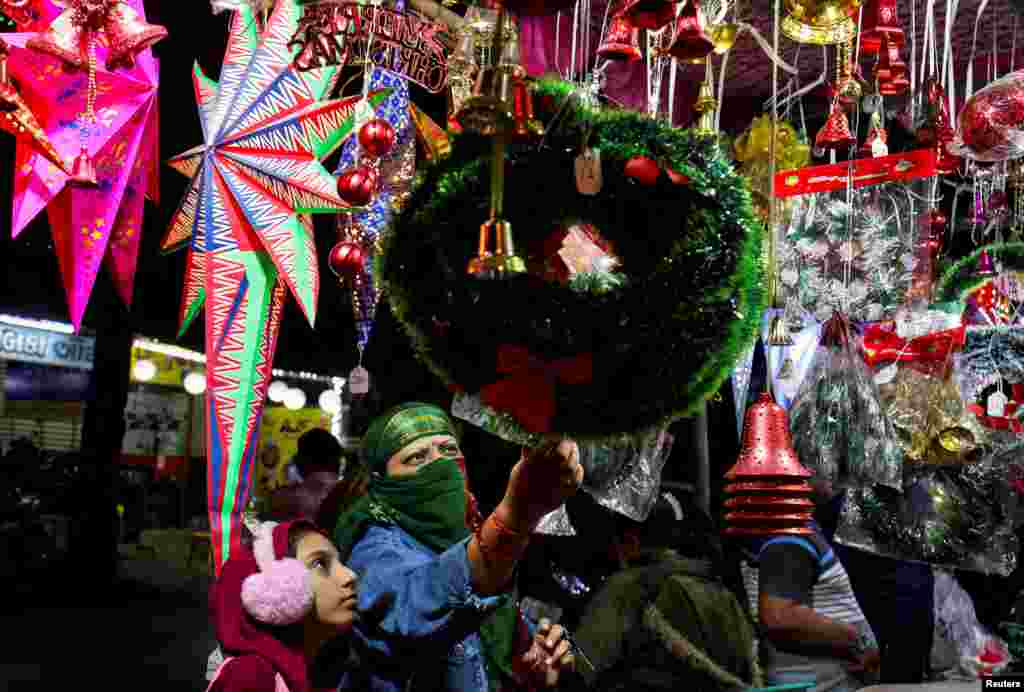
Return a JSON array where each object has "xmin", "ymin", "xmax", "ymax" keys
[
  {"xmin": 988, "ymin": 390, "xmax": 1008, "ymax": 418},
  {"xmin": 874, "ymin": 363, "xmax": 898, "ymax": 385},
  {"xmin": 575, "ymin": 148, "xmax": 602, "ymax": 195},
  {"xmin": 349, "ymin": 366, "xmax": 370, "ymax": 395}
]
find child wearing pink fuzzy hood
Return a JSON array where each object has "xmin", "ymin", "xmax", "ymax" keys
[{"xmin": 206, "ymin": 519, "xmax": 372, "ymax": 692}]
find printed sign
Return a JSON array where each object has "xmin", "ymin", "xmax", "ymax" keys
[
  {"xmin": 0, "ymin": 323, "xmax": 94, "ymax": 370},
  {"xmin": 290, "ymin": 1, "xmax": 449, "ymax": 93}
]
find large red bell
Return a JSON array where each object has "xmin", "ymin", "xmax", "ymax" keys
[
  {"xmin": 103, "ymin": 3, "xmax": 168, "ymax": 71},
  {"xmin": 815, "ymin": 100, "xmax": 857, "ymax": 151},
  {"xmin": 725, "ymin": 393, "xmax": 813, "ymax": 480},
  {"xmin": 620, "ymin": 0, "xmax": 678, "ymax": 30},
  {"xmin": 666, "ymin": 0, "xmax": 713, "ymax": 61},
  {"xmin": 859, "ymin": 0, "xmax": 905, "ymax": 55},
  {"xmin": 873, "ymin": 35, "xmax": 907, "ymax": 83},
  {"xmin": 598, "ymin": 13, "xmax": 642, "ymax": 61}
]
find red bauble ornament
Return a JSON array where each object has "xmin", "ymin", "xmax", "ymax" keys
[
  {"xmin": 328, "ymin": 240, "xmax": 365, "ymax": 278},
  {"xmin": 953, "ymin": 72, "xmax": 1024, "ymax": 162},
  {"xmin": 624, "ymin": 155, "xmax": 660, "ymax": 185},
  {"xmin": 667, "ymin": 168, "xmax": 691, "ymax": 185},
  {"xmin": 359, "ymin": 118, "xmax": 396, "ymax": 159},
  {"xmin": 336, "ymin": 165, "xmax": 379, "ymax": 206}
]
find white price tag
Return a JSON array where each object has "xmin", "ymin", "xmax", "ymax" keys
[{"xmin": 349, "ymin": 366, "xmax": 370, "ymax": 395}]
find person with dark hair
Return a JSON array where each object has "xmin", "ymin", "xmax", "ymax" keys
[
  {"xmin": 565, "ymin": 492, "xmax": 760, "ymax": 692},
  {"xmin": 207, "ymin": 518, "xmax": 367, "ymax": 692},
  {"xmin": 267, "ymin": 429, "xmax": 344, "ymax": 522},
  {"xmin": 332, "ymin": 402, "xmax": 582, "ymax": 691}
]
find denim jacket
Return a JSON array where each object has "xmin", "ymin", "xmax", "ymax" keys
[{"xmin": 341, "ymin": 524, "xmax": 511, "ymax": 691}]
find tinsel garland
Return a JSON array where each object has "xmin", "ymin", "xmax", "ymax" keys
[
  {"xmin": 837, "ymin": 461, "xmax": 1019, "ymax": 576},
  {"xmin": 378, "ymin": 79, "xmax": 764, "ymax": 441},
  {"xmin": 779, "ymin": 184, "xmax": 921, "ymax": 324},
  {"xmin": 936, "ymin": 242, "xmax": 1024, "ymax": 302}
]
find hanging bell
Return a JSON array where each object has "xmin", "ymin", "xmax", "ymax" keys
[
  {"xmin": 777, "ymin": 356, "xmax": 795, "ymax": 379},
  {"xmin": 781, "ymin": 0, "xmax": 857, "ymax": 46},
  {"xmin": 859, "ymin": 0, "xmax": 904, "ymax": 55},
  {"xmin": 510, "ymin": 76, "xmax": 544, "ymax": 139},
  {"xmin": 103, "ymin": 3, "xmax": 168, "ymax": 71},
  {"xmin": 767, "ymin": 313, "xmax": 794, "ymax": 345},
  {"xmin": 620, "ymin": 0, "xmax": 678, "ymax": 30},
  {"xmin": 872, "ymin": 34, "xmax": 907, "ymax": 83},
  {"xmin": 597, "ymin": 14, "xmax": 642, "ymax": 61},
  {"xmin": 859, "ymin": 111, "xmax": 889, "ymax": 158},
  {"xmin": 27, "ymin": 10, "xmax": 87, "ymax": 69},
  {"xmin": 815, "ymin": 100, "xmax": 856, "ymax": 150},
  {"xmin": 666, "ymin": 0, "xmax": 714, "ymax": 62},
  {"xmin": 712, "ymin": 23, "xmax": 739, "ymax": 53},
  {"xmin": 976, "ymin": 249, "xmax": 998, "ymax": 277},
  {"xmin": 692, "ymin": 78, "xmax": 717, "ymax": 137},
  {"xmin": 725, "ymin": 393, "xmax": 814, "ymax": 480},
  {"xmin": 467, "ymin": 219, "xmax": 527, "ymax": 279},
  {"xmin": 456, "ymin": 13, "xmax": 518, "ymax": 136},
  {"xmin": 70, "ymin": 146, "xmax": 98, "ymax": 186}
]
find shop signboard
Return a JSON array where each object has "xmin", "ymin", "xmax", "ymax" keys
[{"xmin": 0, "ymin": 323, "xmax": 94, "ymax": 370}]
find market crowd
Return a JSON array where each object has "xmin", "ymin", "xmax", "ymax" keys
[{"xmin": 203, "ymin": 402, "xmax": 944, "ymax": 692}]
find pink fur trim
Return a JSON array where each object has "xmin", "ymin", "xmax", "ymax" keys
[
  {"xmin": 241, "ymin": 558, "xmax": 313, "ymax": 626},
  {"xmin": 252, "ymin": 521, "xmax": 279, "ymax": 571}
]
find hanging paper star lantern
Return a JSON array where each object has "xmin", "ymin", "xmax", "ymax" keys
[
  {"xmin": 162, "ymin": 0, "xmax": 391, "ymax": 573},
  {"xmin": 4, "ymin": 0, "xmax": 161, "ymax": 331}
]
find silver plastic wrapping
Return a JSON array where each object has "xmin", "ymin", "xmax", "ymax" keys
[
  {"xmin": 835, "ymin": 456, "xmax": 1020, "ymax": 576},
  {"xmin": 778, "ymin": 181, "xmax": 925, "ymax": 324},
  {"xmin": 534, "ymin": 427, "xmax": 675, "ymax": 535},
  {"xmin": 932, "ymin": 571, "xmax": 1013, "ymax": 678}
]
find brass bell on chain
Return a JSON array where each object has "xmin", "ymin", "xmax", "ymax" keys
[
  {"xmin": 456, "ymin": 11, "xmax": 519, "ymax": 136},
  {"xmin": 781, "ymin": 0, "xmax": 859, "ymax": 46},
  {"xmin": 467, "ymin": 219, "xmax": 527, "ymax": 278}
]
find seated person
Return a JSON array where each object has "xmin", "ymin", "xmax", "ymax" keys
[
  {"xmin": 734, "ymin": 480, "xmax": 881, "ymax": 692},
  {"xmin": 208, "ymin": 518, "xmax": 366, "ymax": 692},
  {"xmin": 566, "ymin": 492, "xmax": 760, "ymax": 691},
  {"xmin": 332, "ymin": 402, "xmax": 581, "ymax": 691},
  {"xmin": 267, "ymin": 429, "xmax": 343, "ymax": 521}
]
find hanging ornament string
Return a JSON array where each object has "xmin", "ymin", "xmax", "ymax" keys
[
  {"xmin": 942, "ymin": 0, "xmax": 959, "ymax": 123},
  {"xmin": 910, "ymin": 0, "xmax": 917, "ymax": 120},
  {"xmin": 965, "ymin": 0, "xmax": 991, "ymax": 102},
  {"xmin": 1012, "ymin": 15, "xmax": 1017, "ymax": 74}
]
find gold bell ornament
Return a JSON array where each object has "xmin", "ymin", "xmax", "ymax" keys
[{"xmin": 781, "ymin": 0, "xmax": 859, "ymax": 45}]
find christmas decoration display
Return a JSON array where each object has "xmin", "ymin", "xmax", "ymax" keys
[
  {"xmin": 5, "ymin": 0, "xmax": 161, "ymax": 331},
  {"xmin": 836, "ymin": 459, "xmax": 1019, "ymax": 576},
  {"xmin": 950, "ymin": 71, "xmax": 1024, "ymax": 163},
  {"xmin": 777, "ymin": 180, "xmax": 924, "ymax": 323},
  {"xmin": 723, "ymin": 392, "xmax": 816, "ymax": 537},
  {"xmin": 381, "ymin": 79, "xmax": 764, "ymax": 441},
  {"xmin": 333, "ymin": 60, "xmax": 418, "ymax": 359},
  {"xmin": 788, "ymin": 313, "xmax": 902, "ymax": 489},
  {"xmin": 162, "ymin": 0, "xmax": 372, "ymax": 572}
]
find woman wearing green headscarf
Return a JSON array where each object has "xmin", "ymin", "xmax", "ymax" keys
[{"xmin": 334, "ymin": 402, "xmax": 583, "ymax": 692}]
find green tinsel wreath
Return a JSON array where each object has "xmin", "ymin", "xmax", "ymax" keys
[{"xmin": 378, "ymin": 80, "xmax": 764, "ymax": 442}]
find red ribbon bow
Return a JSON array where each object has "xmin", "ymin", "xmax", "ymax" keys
[
  {"xmin": 861, "ymin": 324, "xmax": 966, "ymax": 375},
  {"xmin": 479, "ymin": 345, "xmax": 594, "ymax": 434}
]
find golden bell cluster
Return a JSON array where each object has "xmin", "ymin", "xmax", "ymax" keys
[{"xmin": 723, "ymin": 393, "xmax": 816, "ymax": 537}]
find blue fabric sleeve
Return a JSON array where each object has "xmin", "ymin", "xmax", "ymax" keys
[
  {"xmin": 348, "ymin": 525, "xmax": 509, "ymax": 653},
  {"xmin": 758, "ymin": 541, "xmax": 818, "ymax": 606}
]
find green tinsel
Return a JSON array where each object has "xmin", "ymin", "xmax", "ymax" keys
[
  {"xmin": 936, "ymin": 241, "xmax": 1024, "ymax": 302},
  {"xmin": 377, "ymin": 80, "xmax": 764, "ymax": 441}
]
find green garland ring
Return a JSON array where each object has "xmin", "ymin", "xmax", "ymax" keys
[{"xmin": 378, "ymin": 80, "xmax": 765, "ymax": 442}]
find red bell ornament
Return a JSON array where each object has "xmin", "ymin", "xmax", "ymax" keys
[
  {"xmin": 598, "ymin": 13, "xmax": 642, "ymax": 61},
  {"xmin": 815, "ymin": 100, "xmax": 856, "ymax": 150},
  {"xmin": 336, "ymin": 165, "xmax": 379, "ymax": 206},
  {"xmin": 725, "ymin": 393, "xmax": 814, "ymax": 480},
  {"xmin": 328, "ymin": 240, "xmax": 366, "ymax": 279},
  {"xmin": 666, "ymin": 0, "xmax": 714, "ymax": 62},
  {"xmin": 873, "ymin": 35, "xmax": 907, "ymax": 84},
  {"xmin": 624, "ymin": 155, "xmax": 660, "ymax": 185},
  {"xmin": 103, "ymin": 2, "xmax": 168, "ymax": 71},
  {"xmin": 359, "ymin": 118, "xmax": 396, "ymax": 159},
  {"xmin": 859, "ymin": 0, "xmax": 904, "ymax": 55},
  {"xmin": 620, "ymin": 0, "xmax": 678, "ymax": 30}
]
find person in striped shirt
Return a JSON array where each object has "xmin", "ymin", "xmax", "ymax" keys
[{"xmin": 736, "ymin": 480, "xmax": 881, "ymax": 692}]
